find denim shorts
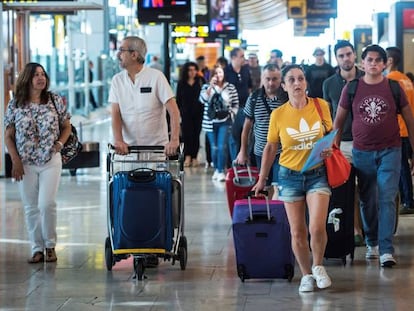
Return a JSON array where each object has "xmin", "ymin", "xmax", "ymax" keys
[{"xmin": 278, "ymin": 165, "xmax": 331, "ymax": 202}]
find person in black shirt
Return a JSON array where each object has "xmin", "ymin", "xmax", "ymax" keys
[
  {"xmin": 176, "ymin": 62, "xmax": 205, "ymax": 167},
  {"xmin": 306, "ymin": 47, "xmax": 335, "ymax": 98},
  {"xmin": 224, "ymin": 47, "xmax": 252, "ymax": 161}
]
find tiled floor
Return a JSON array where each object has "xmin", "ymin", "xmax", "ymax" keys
[{"xmin": 1, "ymin": 117, "xmax": 414, "ymax": 311}]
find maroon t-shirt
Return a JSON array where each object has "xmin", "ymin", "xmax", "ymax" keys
[{"xmin": 339, "ymin": 77, "xmax": 408, "ymax": 151}]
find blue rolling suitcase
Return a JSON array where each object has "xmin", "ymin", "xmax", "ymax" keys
[
  {"xmin": 111, "ymin": 168, "xmax": 173, "ymax": 254},
  {"xmin": 232, "ymin": 193, "xmax": 295, "ymax": 282}
]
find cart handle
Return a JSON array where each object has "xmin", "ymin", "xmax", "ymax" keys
[{"xmin": 108, "ymin": 144, "xmax": 164, "ymax": 152}]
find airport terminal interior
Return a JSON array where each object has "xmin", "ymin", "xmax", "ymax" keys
[
  {"xmin": 1, "ymin": 112, "xmax": 414, "ymax": 310},
  {"xmin": 2, "ymin": 0, "xmax": 414, "ymax": 310}
]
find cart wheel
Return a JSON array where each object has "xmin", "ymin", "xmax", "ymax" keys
[
  {"xmin": 69, "ymin": 169, "xmax": 77, "ymax": 176},
  {"xmin": 178, "ymin": 236, "xmax": 188, "ymax": 270},
  {"xmin": 134, "ymin": 257, "xmax": 145, "ymax": 280},
  {"xmin": 104, "ymin": 237, "xmax": 114, "ymax": 271}
]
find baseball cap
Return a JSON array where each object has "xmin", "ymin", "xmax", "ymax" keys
[{"xmin": 313, "ymin": 47, "xmax": 325, "ymax": 56}]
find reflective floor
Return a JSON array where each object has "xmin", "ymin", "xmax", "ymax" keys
[{"xmin": 1, "ymin": 114, "xmax": 414, "ymax": 311}]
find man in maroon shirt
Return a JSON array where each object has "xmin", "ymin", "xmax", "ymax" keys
[{"xmin": 333, "ymin": 44, "xmax": 414, "ymax": 268}]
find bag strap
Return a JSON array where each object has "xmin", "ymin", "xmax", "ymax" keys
[
  {"xmin": 313, "ymin": 97, "xmax": 327, "ymax": 134},
  {"xmin": 49, "ymin": 92, "xmax": 60, "ymax": 116},
  {"xmin": 262, "ymin": 97, "xmax": 272, "ymax": 115},
  {"xmin": 347, "ymin": 78, "xmax": 359, "ymax": 106},
  {"xmin": 388, "ymin": 78, "xmax": 401, "ymax": 112},
  {"xmin": 250, "ymin": 87, "xmax": 272, "ymax": 116}
]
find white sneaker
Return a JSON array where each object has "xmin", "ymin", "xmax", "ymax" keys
[
  {"xmin": 299, "ymin": 274, "xmax": 315, "ymax": 292},
  {"xmin": 212, "ymin": 170, "xmax": 219, "ymax": 180},
  {"xmin": 217, "ymin": 172, "xmax": 226, "ymax": 182},
  {"xmin": 366, "ymin": 245, "xmax": 379, "ymax": 259},
  {"xmin": 380, "ymin": 253, "xmax": 396, "ymax": 267},
  {"xmin": 312, "ymin": 265, "xmax": 332, "ymax": 289}
]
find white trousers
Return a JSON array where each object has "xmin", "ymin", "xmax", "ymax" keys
[{"xmin": 18, "ymin": 153, "xmax": 62, "ymax": 255}]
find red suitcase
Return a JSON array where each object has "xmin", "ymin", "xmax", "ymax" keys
[{"xmin": 225, "ymin": 164, "xmax": 259, "ymax": 217}]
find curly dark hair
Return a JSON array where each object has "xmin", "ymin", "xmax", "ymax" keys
[
  {"xmin": 179, "ymin": 61, "xmax": 199, "ymax": 83},
  {"xmin": 14, "ymin": 62, "xmax": 50, "ymax": 107}
]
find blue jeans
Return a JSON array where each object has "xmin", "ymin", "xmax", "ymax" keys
[
  {"xmin": 353, "ymin": 147, "xmax": 401, "ymax": 255},
  {"xmin": 399, "ymin": 137, "xmax": 413, "ymax": 207},
  {"xmin": 206, "ymin": 122, "xmax": 229, "ymax": 172},
  {"xmin": 228, "ymin": 134, "xmax": 238, "ymax": 163}
]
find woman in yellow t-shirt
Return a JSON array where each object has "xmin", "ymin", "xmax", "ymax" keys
[{"xmin": 253, "ymin": 64, "xmax": 333, "ymax": 293}]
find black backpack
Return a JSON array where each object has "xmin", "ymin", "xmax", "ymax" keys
[
  {"xmin": 207, "ymin": 86, "xmax": 229, "ymax": 120},
  {"xmin": 347, "ymin": 78, "xmax": 401, "ymax": 112}
]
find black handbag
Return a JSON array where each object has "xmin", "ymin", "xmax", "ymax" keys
[{"xmin": 50, "ymin": 94, "xmax": 82, "ymax": 164}]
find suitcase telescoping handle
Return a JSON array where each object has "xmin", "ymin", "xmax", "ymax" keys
[
  {"xmin": 233, "ymin": 161, "xmax": 254, "ymax": 184},
  {"xmin": 247, "ymin": 190, "xmax": 271, "ymax": 221}
]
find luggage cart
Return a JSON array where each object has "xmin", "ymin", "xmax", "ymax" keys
[{"xmin": 104, "ymin": 144, "xmax": 187, "ymax": 280}]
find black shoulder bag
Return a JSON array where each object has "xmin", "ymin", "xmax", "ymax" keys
[{"xmin": 50, "ymin": 93, "xmax": 82, "ymax": 164}]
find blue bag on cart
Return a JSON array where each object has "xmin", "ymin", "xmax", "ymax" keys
[{"xmin": 111, "ymin": 168, "xmax": 173, "ymax": 254}]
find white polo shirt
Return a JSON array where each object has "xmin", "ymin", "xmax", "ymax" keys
[{"xmin": 108, "ymin": 67, "xmax": 175, "ymax": 146}]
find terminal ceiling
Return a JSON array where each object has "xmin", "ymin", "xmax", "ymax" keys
[{"xmin": 238, "ymin": 0, "xmax": 288, "ymax": 30}]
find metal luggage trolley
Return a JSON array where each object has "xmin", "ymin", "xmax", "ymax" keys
[{"xmin": 105, "ymin": 144, "xmax": 187, "ymax": 280}]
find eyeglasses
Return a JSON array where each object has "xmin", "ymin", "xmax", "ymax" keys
[{"xmin": 118, "ymin": 48, "xmax": 135, "ymax": 53}]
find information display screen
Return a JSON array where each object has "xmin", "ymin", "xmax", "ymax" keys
[
  {"xmin": 137, "ymin": 0, "xmax": 192, "ymax": 23},
  {"xmin": 208, "ymin": 0, "xmax": 238, "ymax": 37}
]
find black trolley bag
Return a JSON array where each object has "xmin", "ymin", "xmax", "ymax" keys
[
  {"xmin": 232, "ymin": 191, "xmax": 295, "ymax": 282},
  {"xmin": 324, "ymin": 166, "xmax": 356, "ymax": 265}
]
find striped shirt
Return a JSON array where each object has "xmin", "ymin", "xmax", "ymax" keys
[
  {"xmin": 199, "ymin": 82, "xmax": 239, "ymax": 132},
  {"xmin": 243, "ymin": 88, "xmax": 286, "ymax": 156}
]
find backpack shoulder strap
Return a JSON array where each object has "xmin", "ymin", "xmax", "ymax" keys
[
  {"xmin": 388, "ymin": 79, "xmax": 401, "ymax": 112},
  {"xmin": 347, "ymin": 78, "xmax": 359, "ymax": 105},
  {"xmin": 249, "ymin": 87, "xmax": 263, "ymax": 115},
  {"xmin": 247, "ymin": 87, "xmax": 278, "ymax": 117}
]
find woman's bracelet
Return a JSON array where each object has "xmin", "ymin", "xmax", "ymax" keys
[{"xmin": 56, "ymin": 140, "xmax": 64, "ymax": 148}]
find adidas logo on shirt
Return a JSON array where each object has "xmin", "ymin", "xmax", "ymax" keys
[{"xmin": 286, "ymin": 118, "xmax": 321, "ymax": 150}]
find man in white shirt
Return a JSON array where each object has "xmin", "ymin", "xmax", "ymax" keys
[{"xmin": 108, "ymin": 36, "xmax": 180, "ymax": 156}]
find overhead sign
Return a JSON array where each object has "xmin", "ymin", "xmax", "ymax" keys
[
  {"xmin": 293, "ymin": 18, "xmax": 328, "ymax": 37},
  {"xmin": 287, "ymin": 0, "xmax": 307, "ymax": 19},
  {"xmin": 306, "ymin": 0, "xmax": 337, "ymax": 19},
  {"xmin": 288, "ymin": 0, "xmax": 337, "ymax": 19},
  {"xmin": 171, "ymin": 25, "xmax": 209, "ymax": 38}
]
